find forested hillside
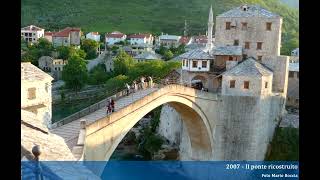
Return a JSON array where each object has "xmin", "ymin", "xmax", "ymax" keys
[{"xmin": 21, "ymin": 0, "xmax": 299, "ymax": 55}]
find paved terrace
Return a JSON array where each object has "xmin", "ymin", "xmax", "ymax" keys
[{"xmin": 50, "ymin": 88, "xmax": 158, "ymax": 150}]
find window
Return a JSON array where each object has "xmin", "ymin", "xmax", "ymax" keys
[
  {"xmin": 229, "ymin": 56, "xmax": 233, "ymax": 61},
  {"xmin": 234, "ymin": 40, "xmax": 239, "ymax": 46},
  {"xmin": 297, "ymin": 72, "xmax": 299, "ymax": 78},
  {"xmin": 202, "ymin": 61, "xmax": 207, "ymax": 68},
  {"xmin": 289, "ymin": 71, "xmax": 294, "ymax": 77},
  {"xmin": 244, "ymin": 81, "xmax": 250, "ymax": 89},
  {"xmin": 295, "ymin": 99, "xmax": 299, "ymax": 103},
  {"xmin": 182, "ymin": 60, "xmax": 185, "ymax": 66},
  {"xmin": 265, "ymin": 82, "xmax": 268, "ymax": 88},
  {"xmin": 27, "ymin": 88, "xmax": 36, "ymax": 100},
  {"xmin": 245, "ymin": 42, "xmax": 250, "ymax": 49},
  {"xmin": 226, "ymin": 22, "xmax": 231, "ymax": 30},
  {"xmin": 257, "ymin": 42, "xmax": 263, "ymax": 50},
  {"xmin": 241, "ymin": 22, "xmax": 248, "ymax": 30},
  {"xmin": 266, "ymin": 22, "xmax": 272, "ymax": 31},
  {"xmin": 257, "ymin": 56, "xmax": 262, "ymax": 61},
  {"xmin": 186, "ymin": 60, "xmax": 189, "ymax": 67},
  {"xmin": 243, "ymin": 54, "xmax": 247, "ymax": 60},
  {"xmin": 65, "ymin": 40, "xmax": 68, "ymax": 43},
  {"xmin": 192, "ymin": 61, "xmax": 197, "ymax": 68},
  {"xmin": 230, "ymin": 80, "xmax": 235, "ymax": 88}
]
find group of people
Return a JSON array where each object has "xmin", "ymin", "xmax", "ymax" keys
[
  {"xmin": 106, "ymin": 99, "xmax": 115, "ymax": 115},
  {"xmin": 125, "ymin": 76, "xmax": 153, "ymax": 96}
]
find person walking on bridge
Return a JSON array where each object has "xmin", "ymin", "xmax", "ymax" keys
[
  {"xmin": 106, "ymin": 100, "xmax": 111, "ymax": 115},
  {"xmin": 125, "ymin": 83, "xmax": 130, "ymax": 96},
  {"xmin": 111, "ymin": 99, "xmax": 115, "ymax": 112}
]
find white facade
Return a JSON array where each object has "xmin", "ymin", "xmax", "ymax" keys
[
  {"xmin": 105, "ymin": 32, "xmax": 127, "ymax": 45},
  {"xmin": 182, "ymin": 59, "xmax": 210, "ymax": 72},
  {"xmin": 21, "ymin": 25, "xmax": 45, "ymax": 43},
  {"xmin": 128, "ymin": 34, "xmax": 154, "ymax": 45},
  {"xmin": 130, "ymin": 37, "xmax": 146, "ymax": 45},
  {"xmin": 86, "ymin": 32, "xmax": 101, "ymax": 42},
  {"xmin": 21, "ymin": 62, "xmax": 54, "ymax": 128}
]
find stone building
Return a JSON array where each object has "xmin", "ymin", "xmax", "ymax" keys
[
  {"xmin": 134, "ymin": 51, "xmax": 162, "ymax": 62},
  {"xmin": 52, "ymin": 27, "xmax": 81, "ymax": 48},
  {"xmin": 21, "ymin": 62, "xmax": 53, "ymax": 129},
  {"xmin": 287, "ymin": 62, "xmax": 299, "ymax": 108},
  {"xmin": 21, "ymin": 110, "xmax": 100, "ymax": 179},
  {"xmin": 221, "ymin": 58, "xmax": 273, "ymax": 97},
  {"xmin": 215, "ymin": 5, "xmax": 282, "ymax": 60},
  {"xmin": 21, "ymin": 25, "xmax": 45, "ymax": 44},
  {"xmin": 38, "ymin": 56, "xmax": 67, "ymax": 80},
  {"xmin": 157, "ymin": 4, "xmax": 291, "ymax": 160}
]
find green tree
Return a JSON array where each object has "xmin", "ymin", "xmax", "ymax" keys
[
  {"xmin": 62, "ymin": 55, "xmax": 88, "ymax": 91},
  {"xmin": 81, "ymin": 39, "xmax": 99, "ymax": 59},
  {"xmin": 104, "ymin": 75, "xmax": 129, "ymax": 90},
  {"xmin": 113, "ymin": 50, "xmax": 135, "ymax": 76},
  {"xmin": 163, "ymin": 50, "xmax": 174, "ymax": 60},
  {"xmin": 88, "ymin": 64, "xmax": 111, "ymax": 85}
]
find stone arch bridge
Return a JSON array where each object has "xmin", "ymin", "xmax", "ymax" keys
[{"xmin": 52, "ymin": 84, "xmax": 285, "ymax": 176}]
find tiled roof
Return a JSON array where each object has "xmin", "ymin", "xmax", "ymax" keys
[
  {"xmin": 134, "ymin": 52, "xmax": 162, "ymax": 60},
  {"xmin": 21, "ymin": 62, "xmax": 53, "ymax": 81},
  {"xmin": 193, "ymin": 35, "xmax": 208, "ymax": 44},
  {"xmin": 106, "ymin": 31, "xmax": 126, "ymax": 38},
  {"xmin": 223, "ymin": 58, "xmax": 273, "ymax": 77},
  {"xmin": 289, "ymin": 62, "xmax": 299, "ymax": 72},
  {"xmin": 44, "ymin": 31, "xmax": 55, "ymax": 36},
  {"xmin": 21, "ymin": 110, "xmax": 75, "ymax": 161},
  {"xmin": 218, "ymin": 5, "xmax": 280, "ymax": 18},
  {"xmin": 21, "ymin": 25, "xmax": 44, "ymax": 31},
  {"xmin": 179, "ymin": 36, "xmax": 191, "ymax": 44},
  {"xmin": 213, "ymin": 45, "xmax": 242, "ymax": 55},
  {"xmin": 185, "ymin": 43, "xmax": 206, "ymax": 51},
  {"xmin": 53, "ymin": 27, "xmax": 81, "ymax": 37},
  {"xmin": 127, "ymin": 33, "xmax": 152, "ymax": 39},
  {"xmin": 178, "ymin": 48, "xmax": 213, "ymax": 60}
]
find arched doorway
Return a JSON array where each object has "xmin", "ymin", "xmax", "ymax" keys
[{"xmin": 191, "ymin": 75, "xmax": 207, "ymax": 90}]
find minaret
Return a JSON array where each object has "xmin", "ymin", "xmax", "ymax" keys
[{"xmin": 206, "ymin": 5, "xmax": 214, "ymax": 51}]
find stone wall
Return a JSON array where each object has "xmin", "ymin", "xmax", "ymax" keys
[
  {"xmin": 21, "ymin": 80, "xmax": 52, "ymax": 128},
  {"xmin": 215, "ymin": 16, "xmax": 282, "ymax": 58},
  {"xmin": 157, "ymin": 92, "xmax": 285, "ymax": 161},
  {"xmin": 262, "ymin": 55, "xmax": 289, "ymax": 95}
]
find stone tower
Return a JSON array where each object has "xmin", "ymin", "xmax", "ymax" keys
[{"xmin": 206, "ymin": 5, "xmax": 214, "ymax": 51}]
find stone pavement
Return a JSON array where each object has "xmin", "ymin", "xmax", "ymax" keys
[{"xmin": 50, "ymin": 88, "xmax": 158, "ymax": 150}]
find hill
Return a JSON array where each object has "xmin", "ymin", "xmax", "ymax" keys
[
  {"xmin": 280, "ymin": 0, "xmax": 299, "ymax": 9},
  {"xmin": 21, "ymin": 0, "xmax": 298, "ymax": 55}
]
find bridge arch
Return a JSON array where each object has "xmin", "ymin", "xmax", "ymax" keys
[{"xmin": 84, "ymin": 85, "xmax": 216, "ymax": 170}]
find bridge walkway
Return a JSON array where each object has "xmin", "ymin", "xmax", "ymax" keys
[{"xmin": 50, "ymin": 87, "xmax": 158, "ymax": 150}]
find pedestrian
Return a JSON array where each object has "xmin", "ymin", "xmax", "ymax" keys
[
  {"xmin": 125, "ymin": 83, "xmax": 130, "ymax": 96},
  {"xmin": 140, "ymin": 77, "xmax": 145, "ymax": 89},
  {"xmin": 111, "ymin": 99, "xmax": 115, "ymax": 112},
  {"xmin": 148, "ymin": 76, "xmax": 153, "ymax": 88},
  {"xmin": 106, "ymin": 100, "xmax": 111, "ymax": 115}
]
